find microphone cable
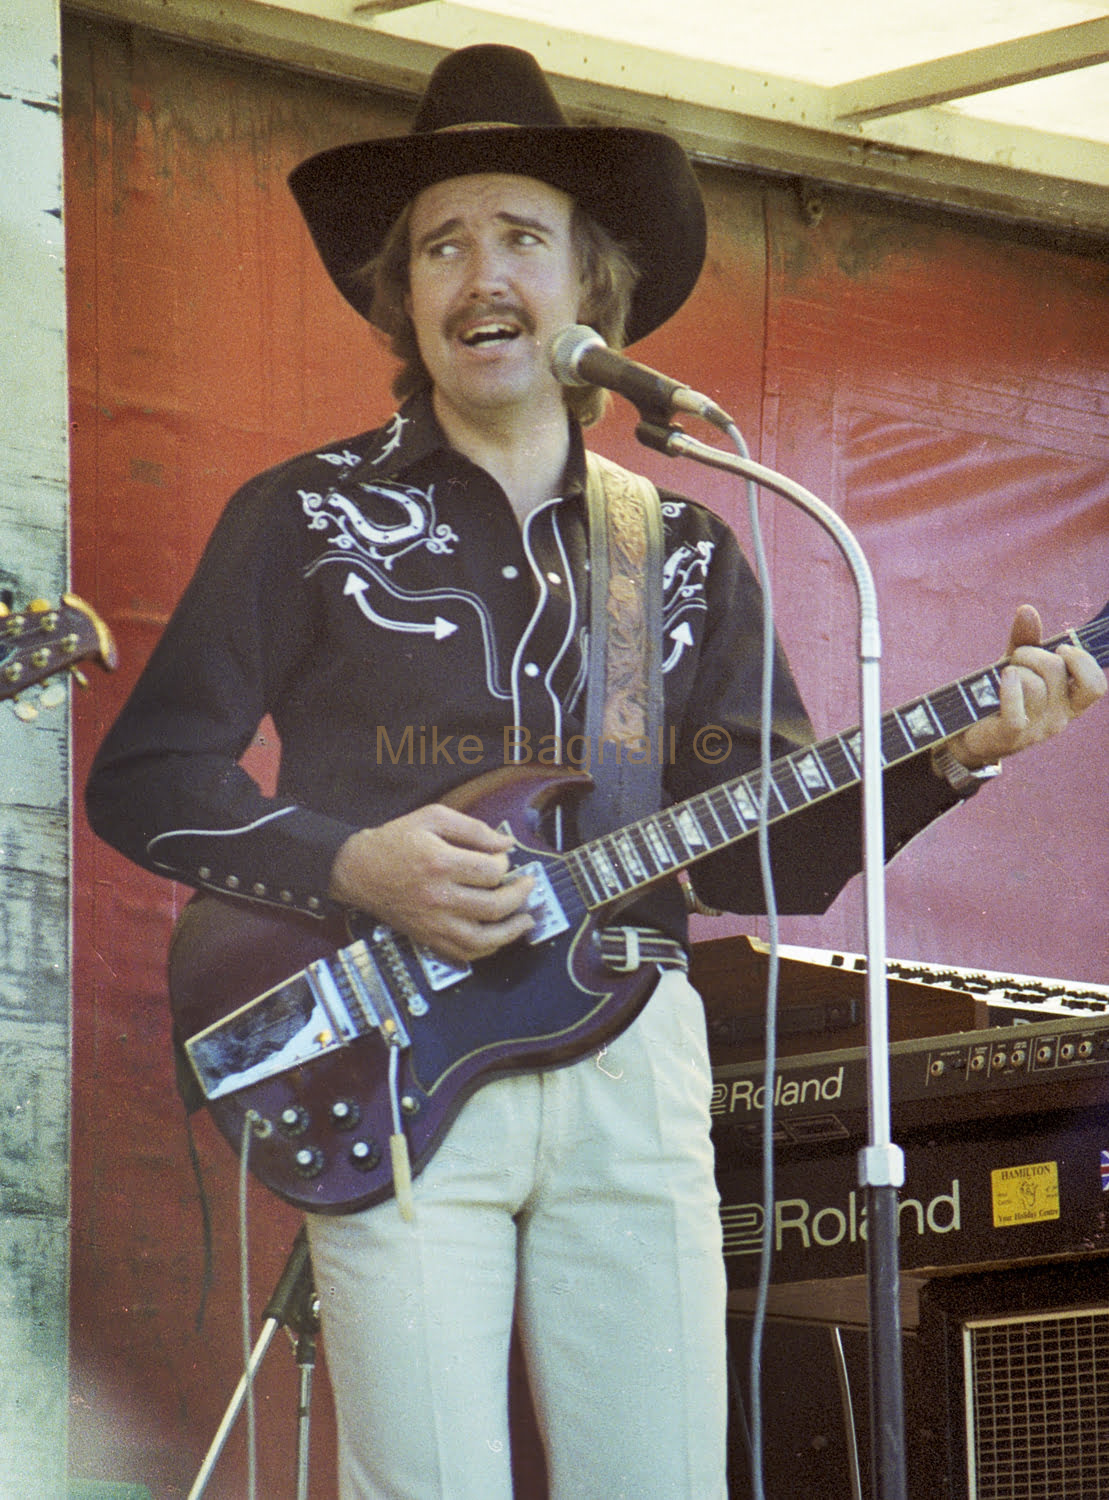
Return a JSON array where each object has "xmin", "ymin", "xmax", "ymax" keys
[
  {"xmin": 722, "ymin": 419, "xmax": 780, "ymax": 1500},
  {"xmin": 238, "ymin": 1111, "xmax": 265, "ymax": 1500}
]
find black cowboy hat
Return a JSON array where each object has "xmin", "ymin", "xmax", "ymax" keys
[{"xmin": 288, "ymin": 44, "xmax": 706, "ymax": 345}]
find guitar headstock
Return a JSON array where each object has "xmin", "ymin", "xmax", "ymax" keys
[{"xmin": 1, "ymin": 593, "xmax": 118, "ymax": 719}]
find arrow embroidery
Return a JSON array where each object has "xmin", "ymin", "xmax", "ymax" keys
[
  {"xmin": 344, "ymin": 573, "xmax": 458, "ymax": 639},
  {"xmin": 663, "ymin": 620, "xmax": 695, "ymax": 673}
]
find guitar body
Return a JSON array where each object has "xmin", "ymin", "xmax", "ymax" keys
[{"xmin": 168, "ymin": 764, "xmax": 658, "ymax": 1215}]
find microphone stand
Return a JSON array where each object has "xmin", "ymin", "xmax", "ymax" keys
[
  {"xmin": 187, "ymin": 1226, "xmax": 320, "ymax": 1500},
  {"xmin": 637, "ymin": 420, "xmax": 907, "ymax": 1500}
]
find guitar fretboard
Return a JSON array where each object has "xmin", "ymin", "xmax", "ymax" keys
[{"xmin": 567, "ymin": 611, "xmax": 1108, "ymax": 910}]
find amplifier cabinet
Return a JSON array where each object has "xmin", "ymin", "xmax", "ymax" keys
[
  {"xmin": 915, "ymin": 1261, "xmax": 1109, "ymax": 1500},
  {"xmin": 716, "ymin": 1110, "xmax": 1109, "ymax": 1288},
  {"xmin": 712, "ymin": 1011, "xmax": 1109, "ymax": 1287},
  {"xmin": 712, "ymin": 1004, "xmax": 1109, "ymax": 1496},
  {"xmin": 727, "ymin": 1260, "xmax": 1109, "ymax": 1500}
]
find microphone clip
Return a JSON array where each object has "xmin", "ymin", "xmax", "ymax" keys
[{"xmin": 634, "ymin": 419, "xmax": 684, "ymax": 455}]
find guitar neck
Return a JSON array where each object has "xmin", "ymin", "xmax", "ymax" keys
[{"xmin": 567, "ymin": 610, "xmax": 1109, "ymax": 910}]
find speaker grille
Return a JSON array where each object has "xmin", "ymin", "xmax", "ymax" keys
[{"xmin": 964, "ymin": 1305, "xmax": 1109, "ymax": 1499}]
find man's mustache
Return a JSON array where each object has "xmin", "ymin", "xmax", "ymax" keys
[{"xmin": 443, "ymin": 302, "xmax": 536, "ymax": 340}]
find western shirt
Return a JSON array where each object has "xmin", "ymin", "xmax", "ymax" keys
[{"xmin": 86, "ymin": 391, "xmax": 964, "ymax": 944}]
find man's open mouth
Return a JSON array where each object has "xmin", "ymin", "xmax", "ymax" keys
[{"xmin": 459, "ymin": 320, "xmax": 523, "ymax": 347}]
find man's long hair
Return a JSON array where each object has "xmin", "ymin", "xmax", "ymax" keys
[{"xmin": 358, "ymin": 197, "xmax": 640, "ymax": 427}]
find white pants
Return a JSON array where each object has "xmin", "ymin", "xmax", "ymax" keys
[{"xmin": 306, "ymin": 970, "xmax": 728, "ymax": 1500}]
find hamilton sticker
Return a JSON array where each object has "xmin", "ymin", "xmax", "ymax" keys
[{"xmin": 990, "ymin": 1160, "xmax": 1060, "ymax": 1228}]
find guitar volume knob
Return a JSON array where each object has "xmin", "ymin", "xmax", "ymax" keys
[
  {"xmin": 330, "ymin": 1099, "xmax": 361, "ymax": 1130},
  {"xmin": 278, "ymin": 1105, "xmax": 310, "ymax": 1136},
  {"xmin": 292, "ymin": 1145, "xmax": 325, "ymax": 1179},
  {"xmin": 349, "ymin": 1139, "xmax": 382, "ymax": 1171}
]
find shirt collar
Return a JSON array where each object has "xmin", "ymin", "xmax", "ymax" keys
[{"xmin": 355, "ymin": 388, "xmax": 588, "ymax": 504}]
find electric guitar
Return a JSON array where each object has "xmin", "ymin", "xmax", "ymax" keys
[
  {"xmin": 2, "ymin": 593, "xmax": 117, "ymax": 716},
  {"xmin": 168, "ymin": 601, "xmax": 1109, "ymax": 1215}
]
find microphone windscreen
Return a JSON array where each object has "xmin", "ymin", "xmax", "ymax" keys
[{"xmin": 548, "ymin": 325, "xmax": 604, "ymax": 386}]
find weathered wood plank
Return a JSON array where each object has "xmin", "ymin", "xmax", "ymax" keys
[{"xmin": 0, "ymin": 3, "xmax": 71, "ymax": 1493}]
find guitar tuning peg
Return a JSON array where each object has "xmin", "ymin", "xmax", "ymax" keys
[
  {"xmin": 70, "ymin": 666, "xmax": 90, "ymax": 689},
  {"xmin": 39, "ymin": 681, "xmax": 67, "ymax": 709},
  {"xmin": 11, "ymin": 697, "xmax": 38, "ymax": 722},
  {"xmin": 27, "ymin": 599, "xmax": 52, "ymax": 613}
]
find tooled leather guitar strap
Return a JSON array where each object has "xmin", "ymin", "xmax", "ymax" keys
[{"xmin": 579, "ymin": 451, "xmax": 665, "ymax": 843}]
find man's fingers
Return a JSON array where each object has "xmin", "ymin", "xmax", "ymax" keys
[
  {"xmin": 398, "ymin": 803, "xmax": 521, "ymax": 889},
  {"xmin": 329, "ymin": 799, "xmax": 546, "ymax": 963},
  {"xmin": 944, "ymin": 611, "xmax": 1105, "ymax": 769},
  {"xmin": 1005, "ymin": 603, "xmax": 1043, "ymax": 657},
  {"xmin": 422, "ymin": 919, "xmax": 535, "ymax": 967},
  {"xmin": 1058, "ymin": 642, "xmax": 1109, "ymax": 713},
  {"xmin": 424, "ymin": 803, "xmax": 515, "ymax": 854},
  {"xmin": 448, "ymin": 869, "xmax": 536, "ymax": 922},
  {"xmin": 434, "ymin": 839, "xmax": 523, "ymax": 892},
  {"xmin": 996, "ymin": 663, "xmax": 1032, "ymax": 734}
]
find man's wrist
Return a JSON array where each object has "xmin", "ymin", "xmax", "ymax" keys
[
  {"xmin": 930, "ymin": 742, "xmax": 1003, "ymax": 793},
  {"xmin": 328, "ymin": 827, "xmax": 375, "ymax": 906}
]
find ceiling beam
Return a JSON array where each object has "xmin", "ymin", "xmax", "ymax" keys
[
  {"xmin": 832, "ymin": 18, "xmax": 1109, "ymax": 123},
  {"xmin": 62, "ymin": 0, "xmax": 1109, "ymax": 238},
  {"xmin": 350, "ymin": 1, "xmax": 432, "ymax": 14}
]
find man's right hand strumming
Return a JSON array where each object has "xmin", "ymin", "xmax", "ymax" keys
[{"xmin": 329, "ymin": 804, "xmax": 536, "ymax": 965}]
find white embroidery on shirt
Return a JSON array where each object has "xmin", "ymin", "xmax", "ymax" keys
[
  {"xmin": 300, "ymin": 481, "xmax": 457, "ymax": 570},
  {"xmin": 660, "ymin": 540, "xmax": 713, "ymax": 673},
  {"xmin": 370, "ymin": 411, "xmax": 407, "ymax": 467},
  {"xmin": 510, "ymin": 501, "xmax": 578, "ymax": 755},
  {"xmin": 147, "ymin": 804, "xmax": 298, "ymax": 855},
  {"xmin": 316, "ymin": 447, "xmax": 363, "ymax": 469},
  {"xmin": 305, "ymin": 548, "xmax": 513, "ymax": 702}
]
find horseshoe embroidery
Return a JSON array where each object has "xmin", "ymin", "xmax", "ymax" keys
[{"xmin": 300, "ymin": 481, "xmax": 457, "ymax": 570}]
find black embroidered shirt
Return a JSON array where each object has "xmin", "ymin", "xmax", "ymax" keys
[{"xmin": 86, "ymin": 392, "xmax": 962, "ymax": 944}]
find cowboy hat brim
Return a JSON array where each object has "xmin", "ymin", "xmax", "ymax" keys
[{"xmin": 289, "ymin": 123, "xmax": 706, "ymax": 346}]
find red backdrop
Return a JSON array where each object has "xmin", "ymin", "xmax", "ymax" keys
[{"xmin": 64, "ymin": 14, "xmax": 1109, "ymax": 1496}]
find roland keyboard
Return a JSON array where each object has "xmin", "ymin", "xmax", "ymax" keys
[
  {"xmin": 792, "ymin": 942, "xmax": 1109, "ymax": 1021},
  {"xmin": 711, "ymin": 1007, "xmax": 1109, "ymax": 1154}
]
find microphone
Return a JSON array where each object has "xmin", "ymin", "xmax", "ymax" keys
[{"xmin": 548, "ymin": 325, "xmax": 731, "ymax": 427}]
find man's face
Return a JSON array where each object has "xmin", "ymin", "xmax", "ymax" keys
[{"xmin": 405, "ymin": 173, "xmax": 585, "ymax": 426}]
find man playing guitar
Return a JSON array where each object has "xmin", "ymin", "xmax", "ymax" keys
[{"xmin": 86, "ymin": 44, "xmax": 1105, "ymax": 1500}]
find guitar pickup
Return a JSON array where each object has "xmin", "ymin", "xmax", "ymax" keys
[
  {"xmin": 517, "ymin": 860, "xmax": 570, "ymax": 945},
  {"xmin": 413, "ymin": 944, "xmax": 471, "ymax": 993},
  {"xmin": 185, "ymin": 956, "xmax": 361, "ymax": 1101}
]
